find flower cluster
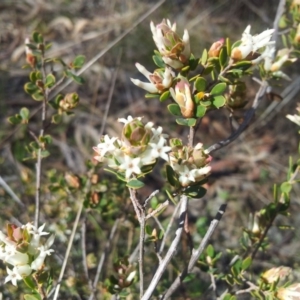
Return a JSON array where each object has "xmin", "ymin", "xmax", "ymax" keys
[
  {"xmin": 93, "ymin": 116, "xmax": 171, "ymax": 179},
  {"xmin": 231, "ymin": 25, "xmax": 274, "ymax": 61},
  {"xmin": 131, "ymin": 19, "xmax": 191, "ymax": 93},
  {"xmin": 0, "ymin": 223, "xmax": 54, "ymax": 286},
  {"xmin": 150, "ymin": 19, "xmax": 190, "ymax": 69},
  {"xmin": 168, "ymin": 140, "xmax": 212, "ymax": 187}
]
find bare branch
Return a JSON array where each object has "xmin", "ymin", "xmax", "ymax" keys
[{"xmin": 162, "ymin": 204, "xmax": 227, "ymax": 299}]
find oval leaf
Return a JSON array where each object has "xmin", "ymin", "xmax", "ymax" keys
[
  {"xmin": 183, "ymin": 185, "xmax": 207, "ymax": 198},
  {"xmin": 72, "ymin": 55, "xmax": 86, "ymax": 69},
  {"xmin": 126, "ymin": 179, "xmax": 144, "ymax": 189},
  {"xmin": 201, "ymin": 48, "xmax": 208, "ymax": 65},
  {"xmin": 166, "ymin": 165, "xmax": 179, "ymax": 187},
  {"xmin": 45, "ymin": 74, "xmax": 56, "ymax": 88},
  {"xmin": 160, "ymin": 90, "xmax": 170, "ymax": 102},
  {"xmin": 20, "ymin": 107, "xmax": 30, "ymax": 121},
  {"xmin": 195, "ymin": 77, "xmax": 207, "ymax": 92},
  {"xmin": 32, "ymin": 91, "xmax": 44, "ymax": 101},
  {"xmin": 210, "ymin": 82, "xmax": 227, "ymax": 96},
  {"xmin": 24, "ymin": 82, "xmax": 38, "ymax": 94},
  {"xmin": 219, "ymin": 47, "xmax": 227, "ymax": 68},
  {"xmin": 168, "ymin": 104, "xmax": 182, "ymax": 116},
  {"xmin": 196, "ymin": 105, "xmax": 207, "ymax": 118},
  {"xmin": 280, "ymin": 182, "xmax": 292, "ymax": 194},
  {"xmin": 212, "ymin": 95, "xmax": 226, "ymax": 108},
  {"xmin": 241, "ymin": 257, "xmax": 252, "ymax": 271},
  {"xmin": 152, "ymin": 54, "xmax": 165, "ymax": 68}
]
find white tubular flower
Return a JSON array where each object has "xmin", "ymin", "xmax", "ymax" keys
[
  {"xmin": 118, "ymin": 156, "xmax": 142, "ymax": 179},
  {"xmin": 131, "ymin": 63, "xmax": 174, "ymax": 94},
  {"xmin": 174, "ymin": 164, "xmax": 196, "ymax": 187},
  {"xmin": 27, "ymin": 223, "xmax": 49, "ymax": 248},
  {"xmin": 14, "ymin": 264, "xmax": 32, "ymax": 277},
  {"xmin": 31, "ymin": 245, "xmax": 54, "ymax": 270},
  {"xmin": 231, "ymin": 25, "xmax": 274, "ymax": 60},
  {"xmin": 95, "ymin": 135, "xmax": 118, "ymax": 158},
  {"xmin": 148, "ymin": 136, "xmax": 171, "ymax": 161},
  {"xmin": 5, "ymin": 251, "xmax": 29, "ymax": 266},
  {"xmin": 5, "ymin": 267, "xmax": 22, "ymax": 286}
]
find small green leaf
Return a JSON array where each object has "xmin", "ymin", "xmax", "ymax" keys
[
  {"xmin": 20, "ymin": 107, "xmax": 30, "ymax": 121},
  {"xmin": 200, "ymin": 100, "xmax": 212, "ymax": 107},
  {"xmin": 196, "ymin": 105, "xmax": 206, "ymax": 118},
  {"xmin": 195, "ymin": 77, "xmax": 207, "ymax": 92},
  {"xmin": 152, "ymin": 54, "xmax": 165, "ymax": 68},
  {"xmin": 201, "ymin": 49, "xmax": 208, "ymax": 65},
  {"xmin": 232, "ymin": 61, "xmax": 252, "ymax": 71},
  {"xmin": 210, "ymin": 82, "xmax": 227, "ymax": 96},
  {"xmin": 182, "ymin": 273, "xmax": 196, "ymax": 283},
  {"xmin": 24, "ymin": 82, "xmax": 38, "ymax": 94},
  {"xmin": 51, "ymin": 114, "xmax": 62, "ymax": 124},
  {"xmin": 187, "ymin": 118, "xmax": 196, "ymax": 126},
  {"xmin": 176, "ymin": 118, "xmax": 189, "ymax": 126},
  {"xmin": 168, "ymin": 104, "xmax": 182, "ymax": 116},
  {"xmin": 126, "ymin": 179, "xmax": 144, "ymax": 189},
  {"xmin": 212, "ymin": 95, "xmax": 226, "ymax": 108},
  {"xmin": 69, "ymin": 72, "xmax": 85, "ymax": 85},
  {"xmin": 219, "ymin": 47, "xmax": 227, "ymax": 68},
  {"xmin": 281, "ymin": 182, "xmax": 292, "ymax": 194},
  {"xmin": 226, "ymin": 38, "xmax": 231, "ymax": 57},
  {"xmin": 242, "ymin": 257, "xmax": 252, "ymax": 271},
  {"xmin": 23, "ymin": 276, "xmax": 36, "ymax": 290},
  {"xmin": 160, "ymin": 90, "xmax": 170, "ymax": 102},
  {"xmin": 32, "ymin": 91, "xmax": 44, "ymax": 101},
  {"xmin": 45, "ymin": 74, "xmax": 56, "ymax": 88},
  {"xmin": 32, "ymin": 31, "xmax": 43, "ymax": 44},
  {"xmin": 40, "ymin": 135, "xmax": 52, "ymax": 145},
  {"xmin": 184, "ymin": 185, "xmax": 207, "ymax": 198},
  {"xmin": 145, "ymin": 225, "xmax": 152, "ymax": 235},
  {"xmin": 8, "ymin": 115, "xmax": 22, "ymax": 125},
  {"xmin": 72, "ymin": 55, "xmax": 86, "ymax": 69},
  {"xmin": 145, "ymin": 93, "xmax": 160, "ymax": 99},
  {"xmin": 29, "ymin": 71, "xmax": 42, "ymax": 82},
  {"xmin": 166, "ymin": 165, "xmax": 179, "ymax": 187},
  {"xmin": 206, "ymin": 244, "xmax": 215, "ymax": 257},
  {"xmin": 24, "ymin": 294, "xmax": 42, "ymax": 300},
  {"xmin": 41, "ymin": 150, "xmax": 50, "ymax": 158},
  {"xmin": 218, "ymin": 75, "xmax": 232, "ymax": 84},
  {"xmin": 202, "ymin": 65, "xmax": 214, "ymax": 75}
]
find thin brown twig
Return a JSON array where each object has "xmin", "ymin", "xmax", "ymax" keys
[
  {"xmin": 206, "ymin": 79, "xmax": 269, "ymax": 154},
  {"xmin": 129, "ymin": 188, "xmax": 145, "ymax": 299},
  {"xmin": 34, "ymin": 48, "xmax": 48, "ymax": 228}
]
